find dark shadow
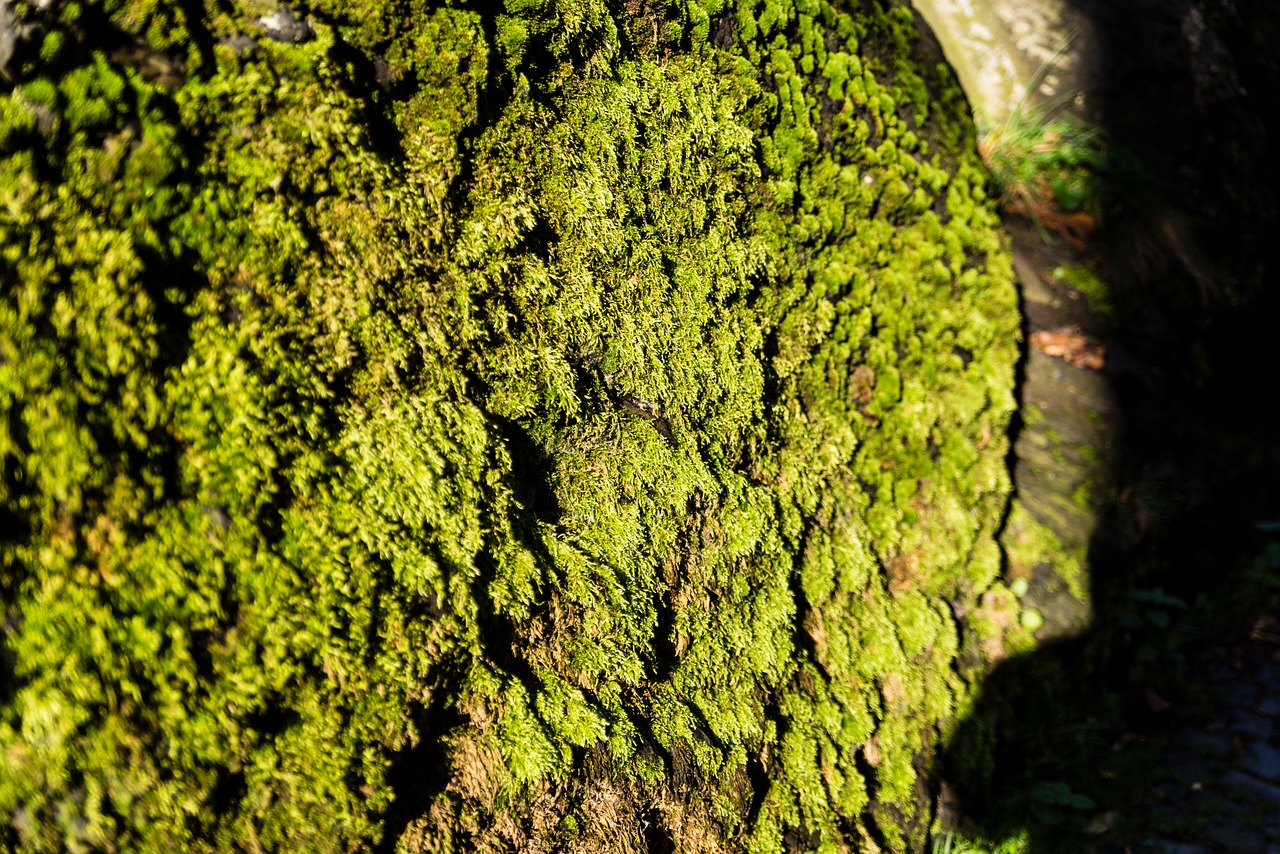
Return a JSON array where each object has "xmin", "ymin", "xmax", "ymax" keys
[
  {"xmin": 377, "ymin": 677, "xmax": 469, "ymax": 852},
  {"xmin": 939, "ymin": 0, "xmax": 1280, "ymax": 849}
]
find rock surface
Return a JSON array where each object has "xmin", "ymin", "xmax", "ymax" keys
[
  {"xmin": 0, "ymin": 2, "xmax": 1020, "ymax": 851},
  {"xmin": 909, "ymin": 0, "xmax": 1101, "ymax": 125},
  {"xmin": 1135, "ymin": 634, "xmax": 1280, "ymax": 852}
]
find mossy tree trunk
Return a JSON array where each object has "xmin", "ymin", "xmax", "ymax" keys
[{"xmin": 0, "ymin": 0, "xmax": 1019, "ymax": 850}]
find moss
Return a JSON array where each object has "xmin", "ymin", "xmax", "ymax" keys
[
  {"xmin": 1000, "ymin": 500, "xmax": 1089, "ymax": 607},
  {"xmin": 0, "ymin": 0, "xmax": 1019, "ymax": 850},
  {"xmin": 1071, "ymin": 479, "xmax": 1093, "ymax": 512},
  {"xmin": 1053, "ymin": 264, "xmax": 1112, "ymax": 319}
]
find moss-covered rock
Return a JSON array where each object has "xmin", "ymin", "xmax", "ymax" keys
[{"xmin": 0, "ymin": 0, "xmax": 1018, "ymax": 850}]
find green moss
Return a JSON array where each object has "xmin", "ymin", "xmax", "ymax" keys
[
  {"xmin": 1071, "ymin": 480, "xmax": 1093, "ymax": 512},
  {"xmin": 1053, "ymin": 264, "xmax": 1112, "ymax": 319},
  {"xmin": 0, "ymin": 0, "xmax": 1019, "ymax": 850},
  {"xmin": 1000, "ymin": 500, "xmax": 1089, "ymax": 605}
]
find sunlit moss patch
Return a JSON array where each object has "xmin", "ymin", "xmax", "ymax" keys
[{"xmin": 1, "ymin": 0, "xmax": 1018, "ymax": 850}]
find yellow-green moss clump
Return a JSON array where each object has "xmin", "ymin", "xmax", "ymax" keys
[{"xmin": 0, "ymin": 0, "xmax": 1017, "ymax": 850}]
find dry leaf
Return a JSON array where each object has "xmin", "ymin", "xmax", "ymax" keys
[{"xmin": 1030, "ymin": 325, "xmax": 1106, "ymax": 370}]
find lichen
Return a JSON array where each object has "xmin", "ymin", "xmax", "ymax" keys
[{"xmin": 0, "ymin": 0, "xmax": 1019, "ymax": 850}]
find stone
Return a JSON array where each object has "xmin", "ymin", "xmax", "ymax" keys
[
  {"xmin": 1142, "ymin": 838, "xmax": 1214, "ymax": 854},
  {"xmin": 1231, "ymin": 710, "xmax": 1275, "ymax": 741},
  {"xmin": 909, "ymin": 0, "xmax": 1101, "ymax": 124},
  {"xmin": 1171, "ymin": 728, "xmax": 1233, "ymax": 758},
  {"xmin": 0, "ymin": 1, "xmax": 1037, "ymax": 849},
  {"xmin": 257, "ymin": 7, "xmax": 313, "ymax": 43},
  {"xmin": 1182, "ymin": 4, "xmax": 1243, "ymax": 107},
  {"xmin": 1147, "ymin": 804, "xmax": 1194, "ymax": 836},
  {"xmin": 1162, "ymin": 748, "xmax": 1226, "ymax": 786},
  {"xmin": 1244, "ymin": 742, "xmax": 1280, "ymax": 782},
  {"xmin": 1221, "ymin": 770, "xmax": 1280, "ymax": 807},
  {"xmin": 1083, "ymin": 811, "xmax": 1118, "ymax": 835},
  {"xmin": 1, "ymin": 0, "xmax": 33, "ymax": 81},
  {"xmin": 220, "ymin": 34, "xmax": 260, "ymax": 55},
  {"xmin": 1215, "ymin": 679, "xmax": 1259, "ymax": 707},
  {"xmin": 1193, "ymin": 791, "xmax": 1257, "ymax": 822},
  {"xmin": 1205, "ymin": 821, "xmax": 1265, "ymax": 852}
]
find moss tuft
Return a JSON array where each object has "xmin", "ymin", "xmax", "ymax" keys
[{"xmin": 1, "ymin": 0, "xmax": 1019, "ymax": 850}]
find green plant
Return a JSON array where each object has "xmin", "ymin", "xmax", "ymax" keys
[
  {"xmin": 1029, "ymin": 781, "xmax": 1095, "ymax": 812},
  {"xmin": 979, "ymin": 104, "xmax": 1110, "ymax": 245},
  {"xmin": 933, "ymin": 829, "xmax": 1029, "ymax": 854},
  {"xmin": 1053, "ymin": 264, "xmax": 1113, "ymax": 318},
  {"xmin": 977, "ymin": 42, "xmax": 1112, "ymax": 245}
]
